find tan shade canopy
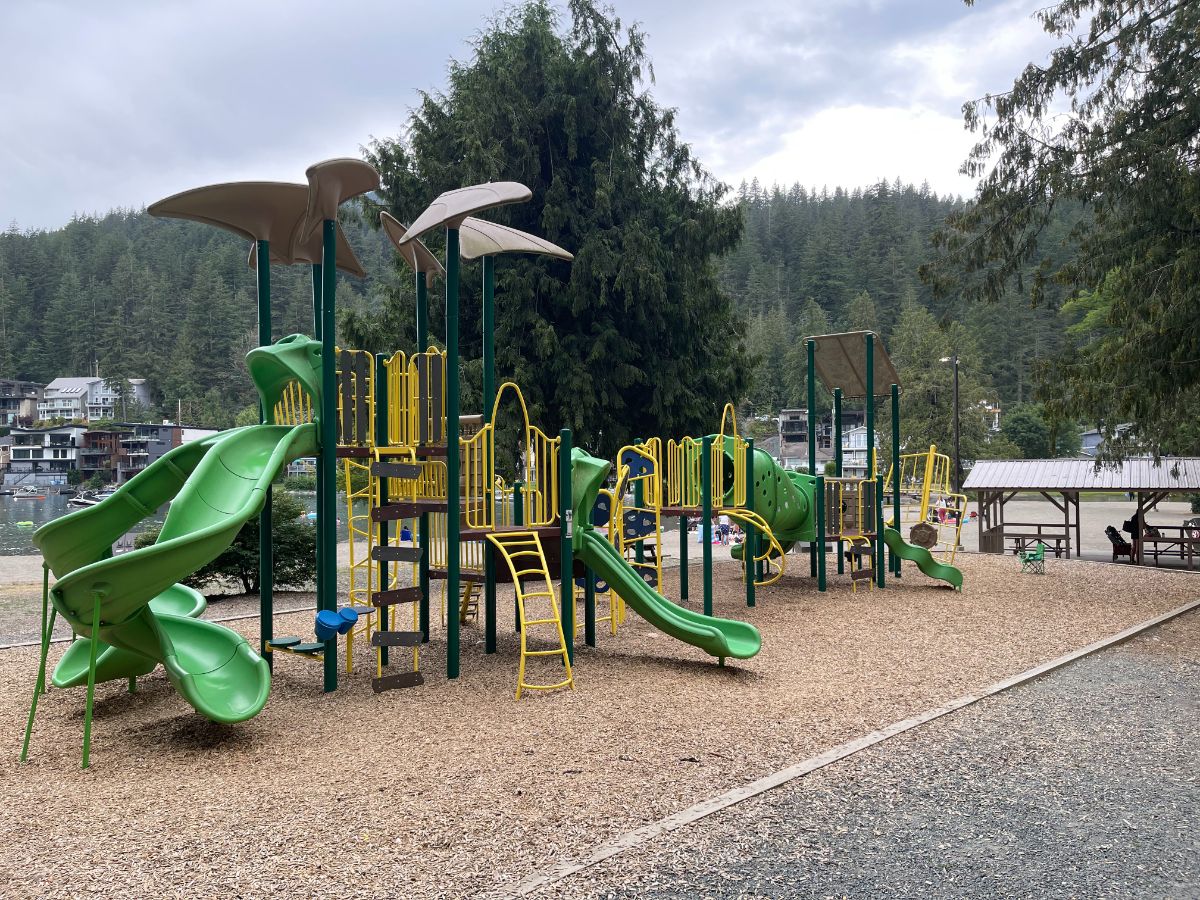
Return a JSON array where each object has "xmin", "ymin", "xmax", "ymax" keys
[
  {"xmin": 150, "ymin": 180, "xmax": 365, "ymax": 276},
  {"xmin": 805, "ymin": 330, "xmax": 901, "ymax": 398},
  {"xmin": 401, "ymin": 182, "xmax": 532, "ymax": 243},
  {"xmin": 246, "ymin": 224, "xmax": 366, "ymax": 278},
  {"xmin": 458, "ymin": 216, "xmax": 572, "ymax": 261},
  {"xmin": 380, "ymin": 211, "xmax": 445, "ymax": 286},
  {"xmin": 293, "ymin": 158, "xmax": 380, "ymax": 255}
]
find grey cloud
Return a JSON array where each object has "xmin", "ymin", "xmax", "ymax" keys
[{"xmin": 0, "ymin": 0, "xmax": 1049, "ymax": 229}]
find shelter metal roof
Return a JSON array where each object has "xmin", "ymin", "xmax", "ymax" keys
[
  {"xmin": 805, "ymin": 331, "xmax": 900, "ymax": 399},
  {"xmin": 963, "ymin": 458, "xmax": 1200, "ymax": 492}
]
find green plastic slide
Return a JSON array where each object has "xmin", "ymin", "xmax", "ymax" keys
[
  {"xmin": 882, "ymin": 527, "xmax": 963, "ymax": 591},
  {"xmin": 35, "ymin": 335, "xmax": 322, "ymax": 723},
  {"xmin": 570, "ymin": 446, "xmax": 761, "ymax": 661},
  {"xmin": 575, "ymin": 531, "xmax": 761, "ymax": 659}
]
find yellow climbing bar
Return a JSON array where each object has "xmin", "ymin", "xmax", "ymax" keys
[
  {"xmin": 720, "ymin": 507, "xmax": 786, "ymax": 586},
  {"xmin": 485, "ymin": 531, "xmax": 574, "ymax": 700}
]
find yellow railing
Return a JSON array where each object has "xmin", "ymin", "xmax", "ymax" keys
[
  {"xmin": 385, "ymin": 347, "xmax": 447, "ymax": 450},
  {"xmin": 273, "ymin": 379, "xmax": 313, "ymax": 427},
  {"xmin": 666, "ymin": 436, "xmax": 702, "ymax": 508},
  {"xmin": 615, "ymin": 441, "xmax": 663, "ymax": 592},
  {"xmin": 824, "ymin": 476, "xmax": 877, "ymax": 541},
  {"xmin": 883, "ymin": 444, "xmax": 967, "ymax": 562}
]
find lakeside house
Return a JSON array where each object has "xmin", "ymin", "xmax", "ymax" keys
[
  {"xmin": 37, "ymin": 376, "xmax": 151, "ymax": 421},
  {"xmin": 0, "ymin": 379, "xmax": 44, "ymax": 427},
  {"xmin": 3, "ymin": 421, "xmax": 219, "ymax": 487}
]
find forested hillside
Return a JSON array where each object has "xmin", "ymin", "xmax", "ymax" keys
[
  {"xmin": 720, "ymin": 178, "xmax": 1077, "ymax": 417},
  {"xmin": 0, "ymin": 211, "xmax": 391, "ymax": 427},
  {"xmin": 0, "ymin": 177, "xmax": 1076, "ymax": 441}
]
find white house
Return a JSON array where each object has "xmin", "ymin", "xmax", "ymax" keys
[
  {"xmin": 4, "ymin": 425, "xmax": 87, "ymax": 486},
  {"xmin": 841, "ymin": 425, "xmax": 880, "ymax": 479},
  {"xmin": 38, "ymin": 377, "xmax": 152, "ymax": 421}
]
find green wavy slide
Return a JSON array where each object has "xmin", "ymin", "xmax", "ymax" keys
[
  {"xmin": 35, "ymin": 335, "xmax": 322, "ymax": 722},
  {"xmin": 571, "ymin": 448, "xmax": 761, "ymax": 661},
  {"xmin": 882, "ymin": 527, "xmax": 963, "ymax": 591}
]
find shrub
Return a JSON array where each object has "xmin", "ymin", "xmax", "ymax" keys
[{"xmin": 135, "ymin": 490, "xmax": 316, "ymax": 595}]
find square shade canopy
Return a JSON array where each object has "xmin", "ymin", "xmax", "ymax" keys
[{"xmin": 804, "ymin": 331, "xmax": 901, "ymax": 398}]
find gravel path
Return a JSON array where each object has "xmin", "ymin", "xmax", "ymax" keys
[
  {"xmin": 546, "ymin": 614, "xmax": 1200, "ymax": 900},
  {"xmin": 3, "ymin": 553, "xmax": 1197, "ymax": 898}
]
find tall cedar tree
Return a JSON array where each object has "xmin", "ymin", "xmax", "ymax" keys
[
  {"xmin": 926, "ymin": 0, "xmax": 1200, "ymax": 460},
  {"xmin": 361, "ymin": 1, "xmax": 749, "ymax": 457}
]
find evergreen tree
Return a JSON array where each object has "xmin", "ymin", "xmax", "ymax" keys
[
  {"xmin": 362, "ymin": 0, "xmax": 749, "ymax": 455},
  {"xmin": 931, "ymin": 0, "xmax": 1200, "ymax": 459}
]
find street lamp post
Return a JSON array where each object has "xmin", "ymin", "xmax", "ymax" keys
[{"xmin": 940, "ymin": 355, "xmax": 961, "ymax": 492}]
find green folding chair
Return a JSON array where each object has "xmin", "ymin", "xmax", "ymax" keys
[{"xmin": 1019, "ymin": 541, "xmax": 1046, "ymax": 575}]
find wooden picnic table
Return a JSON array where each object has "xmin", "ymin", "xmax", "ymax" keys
[
  {"xmin": 1136, "ymin": 525, "xmax": 1200, "ymax": 568},
  {"xmin": 1003, "ymin": 522, "xmax": 1071, "ymax": 558}
]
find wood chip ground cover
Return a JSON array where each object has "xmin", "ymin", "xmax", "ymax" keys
[{"xmin": 2, "ymin": 552, "xmax": 1195, "ymax": 898}]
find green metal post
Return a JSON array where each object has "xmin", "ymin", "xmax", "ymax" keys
[
  {"xmin": 513, "ymin": 480, "xmax": 524, "ymax": 632},
  {"xmin": 834, "ymin": 387, "xmax": 844, "ymax": 575},
  {"xmin": 745, "ymin": 439, "xmax": 756, "ymax": 607},
  {"xmin": 865, "ymin": 332, "xmax": 876, "ymax": 593},
  {"xmin": 891, "ymin": 383, "xmax": 902, "ymax": 576},
  {"xmin": 482, "ymin": 256, "xmax": 497, "ymax": 655},
  {"xmin": 415, "ymin": 273, "xmax": 431, "ymax": 642},
  {"xmin": 679, "ymin": 512, "xmax": 689, "ymax": 603},
  {"xmin": 559, "ymin": 429, "xmax": 574, "ymax": 663},
  {"xmin": 815, "ymin": 474, "xmax": 827, "ymax": 591},
  {"xmin": 82, "ymin": 593, "xmax": 102, "ymax": 769},
  {"xmin": 320, "ymin": 221, "xmax": 338, "ymax": 691},
  {"xmin": 584, "ymin": 567, "xmax": 596, "ymax": 647},
  {"xmin": 311, "ymin": 262, "xmax": 324, "ymax": 654},
  {"xmin": 20, "ymin": 566, "xmax": 54, "ymax": 762},
  {"xmin": 877, "ymin": 472, "xmax": 887, "ymax": 588},
  {"xmin": 807, "ymin": 339, "xmax": 817, "ymax": 578},
  {"xmin": 445, "ymin": 226, "xmax": 462, "ymax": 680},
  {"xmin": 311, "ymin": 264, "xmax": 322, "ymax": 339},
  {"xmin": 375, "ymin": 352, "xmax": 390, "ymax": 666},
  {"xmin": 701, "ymin": 435, "xmax": 713, "ymax": 617},
  {"xmin": 256, "ymin": 240, "xmax": 273, "ymax": 666}
]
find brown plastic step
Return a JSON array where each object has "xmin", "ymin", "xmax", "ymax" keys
[
  {"xmin": 372, "ymin": 671, "xmax": 425, "ymax": 692},
  {"xmin": 371, "ymin": 546, "xmax": 423, "ymax": 563},
  {"xmin": 370, "ymin": 630, "xmax": 423, "ymax": 648},
  {"xmin": 335, "ymin": 446, "xmax": 372, "ymax": 458},
  {"xmin": 372, "ymin": 461, "xmax": 422, "ymax": 480},
  {"xmin": 371, "ymin": 499, "xmax": 448, "ymax": 521},
  {"xmin": 428, "ymin": 569, "xmax": 487, "ymax": 583},
  {"xmin": 371, "ymin": 587, "xmax": 423, "ymax": 607}
]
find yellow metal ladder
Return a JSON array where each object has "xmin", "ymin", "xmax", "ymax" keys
[{"xmin": 485, "ymin": 531, "xmax": 574, "ymax": 700}]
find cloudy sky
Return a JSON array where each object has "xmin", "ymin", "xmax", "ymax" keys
[{"xmin": 2, "ymin": 0, "xmax": 1056, "ymax": 231}]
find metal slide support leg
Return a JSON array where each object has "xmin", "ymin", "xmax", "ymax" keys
[
  {"xmin": 81, "ymin": 592, "xmax": 102, "ymax": 770},
  {"xmin": 20, "ymin": 566, "xmax": 55, "ymax": 763},
  {"xmin": 702, "ymin": 436, "xmax": 713, "ymax": 617}
]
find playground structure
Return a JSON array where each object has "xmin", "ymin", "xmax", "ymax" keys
[
  {"xmin": 19, "ymin": 160, "xmax": 969, "ymax": 768},
  {"xmin": 884, "ymin": 444, "xmax": 968, "ymax": 563},
  {"xmin": 21, "ymin": 161, "xmax": 774, "ymax": 767}
]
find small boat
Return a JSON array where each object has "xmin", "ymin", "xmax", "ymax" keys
[
  {"xmin": 15, "ymin": 521, "xmax": 34, "ymax": 528},
  {"xmin": 68, "ymin": 488, "xmax": 117, "ymax": 508},
  {"xmin": 16, "ymin": 492, "xmax": 45, "ymax": 500}
]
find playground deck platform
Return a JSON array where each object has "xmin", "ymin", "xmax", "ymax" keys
[{"xmin": 3, "ymin": 551, "xmax": 1197, "ymax": 898}]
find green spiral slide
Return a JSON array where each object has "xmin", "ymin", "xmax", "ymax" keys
[
  {"xmin": 34, "ymin": 335, "xmax": 322, "ymax": 723},
  {"xmin": 571, "ymin": 448, "xmax": 761, "ymax": 660},
  {"xmin": 882, "ymin": 527, "xmax": 963, "ymax": 591}
]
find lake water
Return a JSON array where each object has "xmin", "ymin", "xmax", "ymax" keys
[{"xmin": 0, "ymin": 490, "xmax": 353, "ymax": 556}]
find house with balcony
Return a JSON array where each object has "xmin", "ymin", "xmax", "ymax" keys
[
  {"xmin": 841, "ymin": 424, "xmax": 881, "ymax": 479},
  {"xmin": 0, "ymin": 379, "xmax": 43, "ymax": 427},
  {"xmin": 79, "ymin": 426, "xmax": 135, "ymax": 482},
  {"xmin": 4, "ymin": 425, "xmax": 87, "ymax": 486},
  {"xmin": 116, "ymin": 423, "xmax": 182, "ymax": 481},
  {"xmin": 777, "ymin": 408, "xmax": 867, "ymax": 472},
  {"xmin": 38, "ymin": 377, "xmax": 152, "ymax": 422}
]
